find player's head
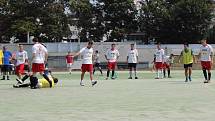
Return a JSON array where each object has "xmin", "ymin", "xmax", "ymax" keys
[
  {"xmin": 170, "ymin": 54, "xmax": 174, "ymax": 58},
  {"xmin": 131, "ymin": 44, "xmax": 135, "ymax": 50},
  {"xmin": 3, "ymin": 46, "xmax": 7, "ymax": 51},
  {"xmin": 68, "ymin": 51, "xmax": 71, "ymax": 54},
  {"xmin": 87, "ymin": 41, "xmax": 94, "ymax": 48},
  {"xmin": 18, "ymin": 44, "xmax": 24, "ymax": 51},
  {"xmin": 95, "ymin": 50, "xmax": 98, "ymax": 53},
  {"xmin": 111, "ymin": 43, "xmax": 116, "ymax": 49},
  {"xmin": 53, "ymin": 77, "xmax": 58, "ymax": 84},
  {"xmin": 32, "ymin": 37, "xmax": 39, "ymax": 43},
  {"xmin": 201, "ymin": 39, "xmax": 207, "ymax": 46},
  {"xmin": 156, "ymin": 42, "xmax": 161, "ymax": 49},
  {"xmin": 184, "ymin": 42, "xmax": 189, "ymax": 49}
]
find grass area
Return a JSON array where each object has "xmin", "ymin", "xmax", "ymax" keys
[{"xmin": 0, "ymin": 70, "xmax": 215, "ymax": 121}]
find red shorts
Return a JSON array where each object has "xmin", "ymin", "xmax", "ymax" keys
[
  {"xmin": 32, "ymin": 63, "xmax": 45, "ymax": 72},
  {"xmin": 201, "ymin": 61, "xmax": 212, "ymax": 70},
  {"xmin": 163, "ymin": 62, "xmax": 170, "ymax": 69},
  {"xmin": 107, "ymin": 62, "xmax": 116, "ymax": 70},
  {"xmin": 155, "ymin": 62, "xmax": 163, "ymax": 70},
  {"xmin": 81, "ymin": 64, "xmax": 93, "ymax": 72},
  {"xmin": 15, "ymin": 64, "xmax": 25, "ymax": 74}
]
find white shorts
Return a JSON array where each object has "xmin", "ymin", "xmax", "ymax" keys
[{"xmin": 67, "ymin": 63, "xmax": 73, "ymax": 68}]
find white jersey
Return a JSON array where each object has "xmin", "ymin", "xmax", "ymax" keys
[
  {"xmin": 32, "ymin": 43, "xmax": 48, "ymax": 63},
  {"xmin": 105, "ymin": 49, "xmax": 120, "ymax": 62},
  {"xmin": 200, "ymin": 44, "xmax": 214, "ymax": 61},
  {"xmin": 127, "ymin": 49, "xmax": 138, "ymax": 63},
  {"xmin": 80, "ymin": 47, "xmax": 93, "ymax": 64},
  {"xmin": 94, "ymin": 53, "xmax": 100, "ymax": 63},
  {"xmin": 15, "ymin": 51, "xmax": 28, "ymax": 66},
  {"xmin": 154, "ymin": 49, "xmax": 165, "ymax": 62}
]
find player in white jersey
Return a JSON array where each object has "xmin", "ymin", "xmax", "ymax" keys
[
  {"xmin": 154, "ymin": 43, "xmax": 165, "ymax": 79},
  {"xmin": 93, "ymin": 50, "xmax": 103, "ymax": 75},
  {"xmin": 127, "ymin": 44, "xmax": 138, "ymax": 79},
  {"xmin": 163, "ymin": 54, "xmax": 174, "ymax": 78},
  {"xmin": 74, "ymin": 41, "xmax": 97, "ymax": 86},
  {"xmin": 198, "ymin": 39, "xmax": 214, "ymax": 83},
  {"xmin": 14, "ymin": 44, "xmax": 28, "ymax": 81},
  {"xmin": 105, "ymin": 43, "xmax": 120, "ymax": 80}
]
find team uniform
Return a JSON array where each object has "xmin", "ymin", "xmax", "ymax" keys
[
  {"xmin": 1, "ymin": 50, "xmax": 12, "ymax": 80},
  {"xmin": 93, "ymin": 53, "xmax": 103, "ymax": 75},
  {"xmin": 79, "ymin": 47, "xmax": 94, "ymax": 72},
  {"xmin": 127, "ymin": 49, "xmax": 138, "ymax": 68},
  {"xmin": 181, "ymin": 49, "xmax": 193, "ymax": 69},
  {"xmin": 32, "ymin": 43, "xmax": 48, "ymax": 72},
  {"xmin": 14, "ymin": 51, "xmax": 28, "ymax": 75},
  {"xmin": 154, "ymin": 49, "xmax": 165, "ymax": 69},
  {"xmin": 0, "ymin": 50, "xmax": 3, "ymax": 73},
  {"xmin": 66, "ymin": 55, "xmax": 74, "ymax": 68},
  {"xmin": 163, "ymin": 56, "xmax": 170, "ymax": 69},
  {"xmin": 106, "ymin": 49, "xmax": 120, "ymax": 70},
  {"xmin": 127, "ymin": 48, "xmax": 138, "ymax": 79},
  {"xmin": 199, "ymin": 44, "xmax": 213, "ymax": 70}
]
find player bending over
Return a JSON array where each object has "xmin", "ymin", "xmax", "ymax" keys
[
  {"xmin": 154, "ymin": 43, "xmax": 165, "ymax": 79},
  {"xmin": 178, "ymin": 42, "xmax": 195, "ymax": 82},
  {"xmin": 198, "ymin": 39, "xmax": 214, "ymax": 83},
  {"xmin": 74, "ymin": 41, "xmax": 97, "ymax": 86},
  {"xmin": 105, "ymin": 43, "xmax": 120, "ymax": 80},
  {"xmin": 13, "ymin": 71, "xmax": 58, "ymax": 89},
  {"xmin": 127, "ymin": 44, "xmax": 139, "ymax": 79}
]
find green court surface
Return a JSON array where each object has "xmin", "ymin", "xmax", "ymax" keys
[{"xmin": 0, "ymin": 70, "xmax": 215, "ymax": 121}]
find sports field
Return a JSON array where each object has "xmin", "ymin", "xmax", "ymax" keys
[{"xmin": 0, "ymin": 70, "xmax": 215, "ymax": 121}]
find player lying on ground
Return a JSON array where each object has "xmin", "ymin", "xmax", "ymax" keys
[{"xmin": 13, "ymin": 71, "xmax": 58, "ymax": 89}]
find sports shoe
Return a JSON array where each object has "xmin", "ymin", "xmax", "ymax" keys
[
  {"xmin": 204, "ymin": 80, "xmax": 208, "ymax": 83},
  {"xmin": 185, "ymin": 79, "xmax": 188, "ymax": 82},
  {"xmin": 92, "ymin": 81, "xmax": 97, "ymax": 86},
  {"xmin": 16, "ymin": 78, "xmax": 23, "ymax": 84},
  {"xmin": 13, "ymin": 84, "xmax": 19, "ymax": 88},
  {"xmin": 111, "ymin": 77, "xmax": 115, "ymax": 80},
  {"xmin": 105, "ymin": 77, "xmax": 108, "ymax": 80},
  {"xmin": 155, "ymin": 77, "xmax": 159, "ymax": 79},
  {"xmin": 128, "ymin": 77, "xmax": 132, "ymax": 79},
  {"xmin": 135, "ymin": 77, "xmax": 138, "ymax": 79},
  {"xmin": 168, "ymin": 76, "xmax": 172, "ymax": 78},
  {"xmin": 80, "ymin": 82, "xmax": 85, "ymax": 86},
  {"xmin": 188, "ymin": 77, "xmax": 192, "ymax": 82},
  {"xmin": 31, "ymin": 86, "xmax": 38, "ymax": 89}
]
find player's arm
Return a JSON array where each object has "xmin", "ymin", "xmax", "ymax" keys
[
  {"xmin": 210, "ymin": 47, "xmax": 214, "ymax": 64},
  {"xmin": 191, "ymin": 50, "xmax": 196, "ymax": 64},
  {"xmin": 116, "ymin": 50, "xmax": 120, "ymax": 60}
]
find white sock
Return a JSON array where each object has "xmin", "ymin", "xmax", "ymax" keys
[{"xmin": 129, "ymin": 71, "xmax": 132, "ymax": 77}]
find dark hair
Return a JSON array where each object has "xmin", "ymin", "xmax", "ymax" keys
[
  {"xmin": 131, "ymin": 44, "xmax": 135, "ymax": 46},
  {"xmin": 95, "ymin": 50, "xmax": 98, "ymax": 53},
  {"xmin": 33, "ymin": 37, "xmax": 39, "ymax": 42},
  {"xmin": 111, "ymin": 43, "xmax": 116, "ymax": 46},
  {"xmin": 184, "ymin": 42, "xmax": 189, "ymax": 47},
  {"xmin": 157, "ymin": 42, "xmax": 161, "ymax": 45},
  {"xmin": 88, "ymin": 41, "xmax": 94, "ymax": 45},
  {"xmin": 53, "ymin": 78, "xmax": 58, "ymax": 84}
]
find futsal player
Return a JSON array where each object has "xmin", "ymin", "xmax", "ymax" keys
[
  {"xmin": 127, "ymin": 44, "xmax": 139, "ymax": 79},
  {"xmin": 154, "ymin": 43, "xmax": 165, "ymax": 79}
]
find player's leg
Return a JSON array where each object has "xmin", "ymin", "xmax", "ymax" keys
[
  {"xmin": 207, "ymin": 62, "xmax": 212, "ymax": 83},
  {"xmin": 13, "ymin": 83, "xmax": 30, "ymax": 88},
  {"xmin": 128, "ymin": 64, "xmax": 132, "ymax": 79},
  {"xmin": 111, "ymin": 62, "xmax": 116, "ymax": 79},
  {"xmin": 167, "ymin": 66, "xmax": 171, "ymax": 78},
  {"xmin": 188, "ymin": 67, "xmax": 192, "ymax": 81},
  {"xmin": 89, "ymin": 64, "xmax": 97, "ymax": 86},
  {"xmin": 201, "ymin": 62, "xmax": 208, "ymax": 83},
  {"xmin": 98, "ymin": 63, "xmax": 103, "ymax": 75},
  {"xmin": 1, "ymin": 65, "xmax": 5, "ymax": 80},
  {"xmin": 106, "ymin": 62, "xmax": 111, "ymax": 80},
  {"xmin": 30, "ymin": 75, "xmax": 39, "ymax": 89},
  {"xmin": 6, "ymin": 65, "xmax": 10, "ymax": 80},
  {"xmin": 134, "ymin": 64, "xmax": 138, "ymax": 79},
  {"xmin": 184, "ymin": 67, "xmax": 188, "ymax": 82}
]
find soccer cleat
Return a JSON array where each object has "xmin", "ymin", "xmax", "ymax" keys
[
  {"xmin": 135, "ymin": 77, "xmax": 138, "ymax": 79},
  {"xmin": 185, "ymin": 79, "xmax": 188, "ymax": 82},
  {"xmin": 7, "ymin": 76, "xmax": 10, "ymax": 80},
  {"xmin": 188, "ymin": 77, "xmax": 192, "ymax": 82},
  {"xmin": 111, "ymin": 77, "xmax": 115, "ymax": 80},
  {"xmin": 80, "ymin": 82, "xmax": 85, "ymax": 86},
  {"xmin": 13, "ymin": 84, "xmax": 19, "ymax": 88},
  {"xmin": 204, "ymin": 81, "xmax": 208, "ymax": 83},
  {"xmin": 128, "ymin": 77, "xmax": 132, "ymax": 79},
  {"xmin": 92, "ymin": 81, "xmax": 97, "ymax": 86},
  {"xmin": 168, "ymin": 76, "xmax": 172, "ymax": 78},
  {"xmin": 16, "ymin": 78, "xmax": 23, "ymax": 84},
  {"xmin": 105, "ymin": 77, "xmax": 108, "ymax": 80},
  {"xmin": 31, "ymin": 86, "xmax": 38, "ymax": 89},
  {"xmin": 155, "ymin": 77, "xmax": 159, "ymax": 79}
]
